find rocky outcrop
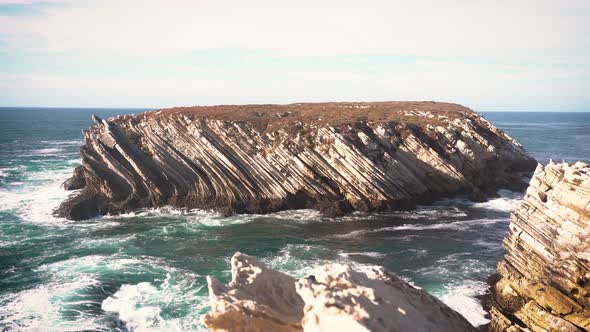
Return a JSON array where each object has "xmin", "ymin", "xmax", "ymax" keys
[
  {"xmin": 61, "ymin": 165, "xmax": 86, "ymax": 190},
  {"xmin": 55, "ymin": 102, "xmax": 536, "ymax": 220},
  {"xmin": 203, "ymin": 252, "xmax": 477, "ymax": 332},
  {"xmin": 489, "ymin": 161, "xmax": 590, "ymax": 331},
  {"xmin": 203, "ymin": 253, "xmax": 304, "ymax": 332}
]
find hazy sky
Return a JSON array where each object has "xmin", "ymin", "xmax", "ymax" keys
[{"xmin": 0, "ymin": 0, "xmax": 589, "ymax": 111}]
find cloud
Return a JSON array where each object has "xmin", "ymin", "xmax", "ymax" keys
[
  {"xmin": 0, "ymin": 0, "xmax": 64, "ymax": 5},
  {"xmin": 0, "ymin": 0, "xmax": 588, "ymax": 61},
  {"xmin": 0, "ymin": 0, "xmax": 588, "ymax": 109},
  {"xmin": 1, "ymin": 56, "xmax": 587, "ymax": 109}
]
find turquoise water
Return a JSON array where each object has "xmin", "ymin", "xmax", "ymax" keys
[{"xmin": 1, "ymin": 108, "xmax": 589, "ymax": 331}]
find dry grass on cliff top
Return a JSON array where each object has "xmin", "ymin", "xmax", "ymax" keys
[{"xmin": 134, "ymin": 101, "xmax": 475, "ymax": 130}]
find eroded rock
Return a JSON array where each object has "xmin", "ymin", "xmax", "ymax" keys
[
  {"xmin": 296, "ymin": 264, "xmax": 476, "ymax": 332},
  {"xmin": 489, "ymin": 161, "xmax": 590, "ymax": 331},
  {"xmin": 203, "ymin": 252, "xmax": 476, "ymax": 332},
  {"xmin": 202, "ymin": 253, "xmax": 304, "ymax": 332},
  {"xmin": 55, "ymin": 102, "xmax": 536, "ymax": 220},
  {"xmin": 61, "ymin": 165, "xmax": 86, "ymax": 190}
]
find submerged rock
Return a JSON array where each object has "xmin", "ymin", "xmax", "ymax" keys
[
  {"xmin": 203, "ymin": 252, "xmax": 477, "ymax": 332},
  {"xmin": 489, "ymin": 161, "xmax": 590, "ymax": 331},
  {"xmin": 55, "ymin": 102, "xmax": 536, "ymax": 220}
]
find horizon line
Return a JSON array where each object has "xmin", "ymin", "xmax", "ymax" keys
[{"xmin": 0, "ymin": 105, "xmax": 588, "ymax": 113}]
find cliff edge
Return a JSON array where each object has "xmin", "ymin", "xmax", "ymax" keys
[
  {"xmin": 489, "ymin": 161, "xmax": 590, "ymax": 331},
  {"xmin": 203, "ymin": 252, "xmax": 477, "ymax": 332},
  {"xmin": 54, "ymin": 102, "xmax": 536, "ymax": 220}
]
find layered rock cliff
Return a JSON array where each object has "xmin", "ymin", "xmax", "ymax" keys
[
  {"xmin": 203, "ymin": 252, "xmax": 477, "ymax": 332},
  {"xmin": 55, "ymin": 102, "xmax": 536, "ymax": 220},
  {"xmin": 489, "ymin": 161, "xmax": 590, "ymax": 331}
]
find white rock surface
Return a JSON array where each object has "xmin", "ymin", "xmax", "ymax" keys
[
  {"xmin": 202, "ymin": 253, "xmax": 304, "ymax": 332},
  {"xmin": 203, "ymin": 252, "xmax": 476, "ymax": 332}
]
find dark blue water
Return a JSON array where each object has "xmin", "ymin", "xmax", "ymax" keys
[
  {"xmin": 0, "ymin": 108, "xmax": 588, "ymax": 331},
  {"xmin": 482, "ymin": 112, "xmax": 590, "ymax": 164}
]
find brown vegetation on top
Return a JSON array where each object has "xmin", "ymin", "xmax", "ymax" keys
[{"xmin": 129, "ymin": 101, "xmax": 475, "ymax": 130}]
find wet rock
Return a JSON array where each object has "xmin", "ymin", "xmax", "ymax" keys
[
  {"xmin": 203, "ymin": 252, "xmax": 477, "ymax": 332},
  {"xmin": 55, "ymin": 102, "xmax": 536, "ymax": 220},
  {"xmin": 53, "ymin": 191, "xmax": 100, "ymax": 221},
  {"xmin": 62, "ymin": 165, "xmax": 86, "ymax": 190},
  {"xmin": 489, "ymin": 161, "xmax": 590, "ymax": 331}
]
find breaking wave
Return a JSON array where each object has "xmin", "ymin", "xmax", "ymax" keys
[
  {"xmin": 439, "ymin": 280, "xmax": 491, "ymax": 327},
  {"xmin": 0, "ymin": 254, "xmax": 208, "ymax": 332},
  {"xmin": 0, "ymin": 167, "xmax": 73, "ymax": 224},
  {"xmin": 472, "ymin": 189, "xmax": 523, "ymax": 212},
  {"xmin": 101, "ymin": 273, "xmax": 207, "ymax": 331},
  {"xmin": 331, "ymin": 217, "xmax": 508, "ymax": 238},
  {"xmin": 435, "ymin": 189, "xmax": 523, "ymax": 213}
]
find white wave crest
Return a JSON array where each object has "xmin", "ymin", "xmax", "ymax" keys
[
  {"xmin": 0, "ymin": 167, "xmax": 73, "ymax": 224},
  {"xmin": 104, "ymin": 206, "xmax": 216, "ymax": 219},
  {"xmin": 338, "ymin": 251, "xmax": 386, "ymax": 258},
  {"xmin": 22, "ymin": 148, "xmax": 77, "ymax": 158},
  {"xmin": 331, "ymin": 217, "xmax": 508, "ymax": 238},
  {"xmin": 262, "ymin": 244, "xmax": 322, "ymax": 277},
  {"xmin": 1, "ymin": 254, "xmax": 207, "ymax": 331},
  {"xmin": 0, "ymin": 271, "xmax": 102, "ymax": 331},
  {"xmin": 40, "ymin": 140, "xmax": 83, "ymax": 146},
  {"xmin": 265, "ymin": 209, "xmax": 323, "ymax": 221},
  {"xmin": 104, "ymin": 206, "xmax": 258, "ymax": 228},
  {"xmin": 388, "ymin": 206, "xmax": 468, "ymax": 220},
  {"xmin": 0, "ymin": 166, "xmax": 21, "ymax": 178},
  {"xmin": 102, "ymin": 273, "xmax": 206, "ymax": 331},
  {"xmin": 435, "ymin": 189, "xmax": 523, "ymax": 213},
  {"xmin": 102, "ymin": 283, "xmax": 165, "ymax": 330},
  {"xmin": 439, "ymin": 280, "xmax": 490, "ymax": 327},
  {"xmin": 397, "ymin": 248, "xmax": 429, "ymax": 257},
  {"xmin": 263, "ymin": 244, "xmax": 384, "ymax": 279},
  {"xmin": 472, "ymin": 190, "xmax": 523, "ymax": 212},
  {"xmin": 416, "ymin": 253, "xmax": 495, "ymax": 280},
  {"xmin": 32, "ymin": 148, "xmax": 63, "ymax": 154},
  {"xmin": 389, "ymin": 217, "xmax": 507, "ymax": 231}
]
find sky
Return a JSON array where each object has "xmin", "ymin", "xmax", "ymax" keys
[{"xmin": 0, "ymin": 0, "xmax": 589, "ymax": 111}]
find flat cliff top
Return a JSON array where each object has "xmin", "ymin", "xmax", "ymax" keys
[{"xmin": 126, "ymin": 101, "xmax": 475, "ymax": 129}]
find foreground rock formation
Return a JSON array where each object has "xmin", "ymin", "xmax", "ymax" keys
[
  {"xmin": 489, "ymin": 161, "xmax": 590, "ymax": 331},
  {"xmin": 203, "ymin": 252, "xmax": 476, "ymax": 332},
  {"xmin": 55, "ymin": 102, "xmax": 536, "ymax": 220}
]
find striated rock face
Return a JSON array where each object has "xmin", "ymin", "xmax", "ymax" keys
[
  {"xmin": 54, "ymin": 102, "xmax": 536, "ymax": 220},
  {"xmin": 203, "ymin": 252, "xmax": 477, "ymax": 332},
  {"xmin": 489, "ymin": 161, "xmax": 590, "ymax": 332}
]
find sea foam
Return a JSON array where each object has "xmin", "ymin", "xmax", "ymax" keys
[{"xmin": 439, "ymin": 280, "xmax": 491, "ymax": 327}]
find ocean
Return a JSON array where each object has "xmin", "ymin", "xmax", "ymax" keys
[{"xmin": 0, "ymin": 108, "xmax": 589, "ymax": 331}]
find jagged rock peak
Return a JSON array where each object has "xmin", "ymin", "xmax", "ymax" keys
[
  {"xmin": 489, "ymin": 161, "xmax": 590, "ymax": 332},
  {"xmin": 55, "ymin": 101, "xmax": 536, "ymax": 220},
  {"xmin": 91, "ymin": 114, "xmax": 102, "ymax": 125},
  {"xmin": 203, "ymin": 253, "xmax": 304, "ymax": 332},
  {"xmin": 202, "ymin": 252, "xmax": 477, "ymax": 332}
]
